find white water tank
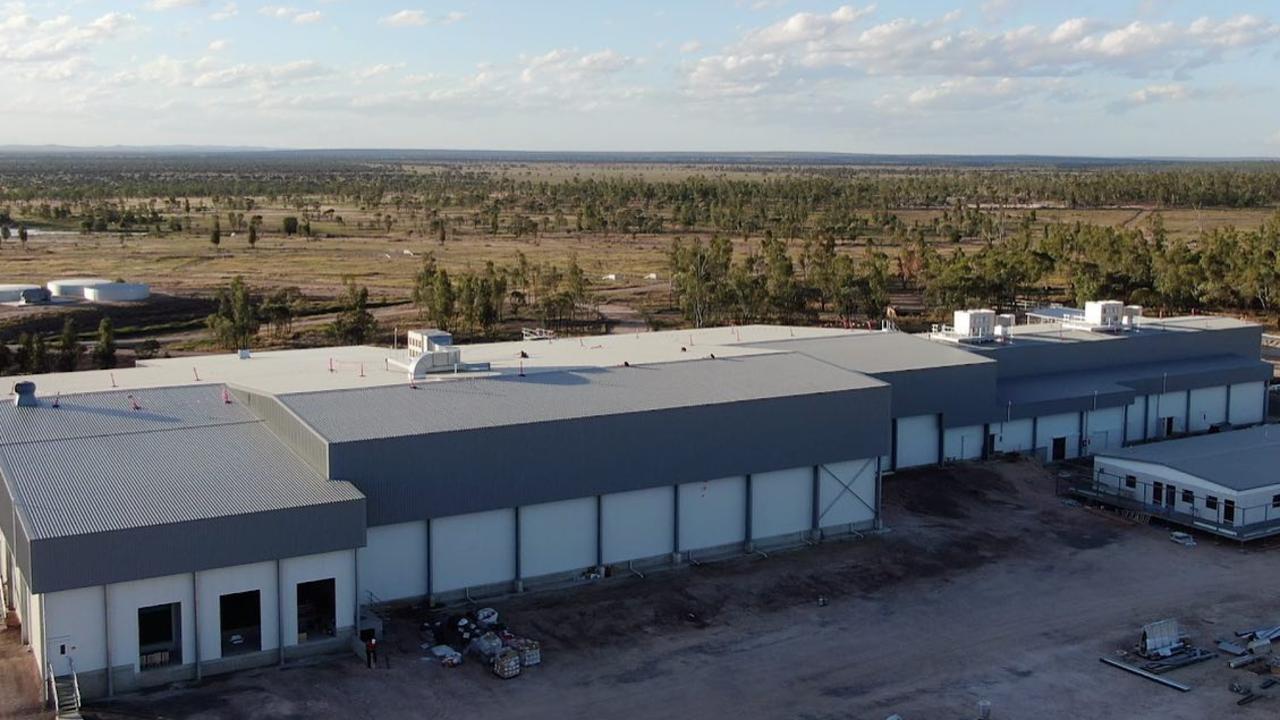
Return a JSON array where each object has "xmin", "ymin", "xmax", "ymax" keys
[
  {"xmin": 0, "ymin": 284, "xmax": 41, "ymax": 303},
  {"xmin": 83, "ymin": 282, "xmax": 150, "ymax": 302},
  {"xmin": 47, "ymin": 277, "xmax": 111, "ymax": 298}
]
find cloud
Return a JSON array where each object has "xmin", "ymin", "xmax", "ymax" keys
[
  {"xmin": 876, "ymin": 77, "xmax": 1028, "ymax": 112},
  {"xmin": 355, "ymin": 62, "xmax": 404, "ymax": 79},
  {"xmin": 519, "ymin": 48, "xmax": 634, "ymax": 85},
  {"xmin": 258, "ymin": 5, "xmax": 321, "ymax": 24},
  {"xmin": 208, "ymin": 38, "xmax": 229, "ymax": 52},
  {"xmin": 680, "ymin": 40, "xmax": 702, "ymax": 54},
  {"xmin": 1107, "ymin": 82, "xmax": 1194, "ymax": 113},
  {"xmin": 209, "ymin": 2, "xmax": 238, "ymax": 21},
  {"xmin": 684, "ymin": 8, "xmax": 1280, "ymax": 102},
  {"xmin": 379, "ymin": 9, "xmax": 465, "ymax": 27},
  {"xmin": 0, "ymin": 11, "xmax": 134, "ymax": 62},
  {"xmin": 147, "ymin": 0, "xmax": 204, "ymax": 10}
]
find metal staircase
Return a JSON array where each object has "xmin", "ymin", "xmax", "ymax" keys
[{"xmin": 48, "ymin": 660, "xmax": 83, "ymax": 719}]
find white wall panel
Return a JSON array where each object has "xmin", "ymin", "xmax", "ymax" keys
[
  {"xmin": 1036, "ymin": 412, "xmax": 1081, "ymax": 460},
  {"xmin": 106, "ymin": 572, "xmax": 196, "ymax": 671},
  {"xmin": 1230, "ymin": 381, "xmax": 1266, "ymax": 425},
  {"xmin": 895, "ymin": 414, "xmax": 940, "ymax": 468},
  {"xmin": 992, "ymin": 418, "xmax": 1033, "ymax": 453},
  {"xmin": 943, "ymin": 425, "xmax": 983, "ymax": 461},
  {"xmin": 358, "ymin": 521, "xmax": 426, "ymax": 603},
  {"xmin": 520, "ymin": 497, "xmax": 596, "ymax": 579},
  {"xmin": 678, "ymin": 476, "xmax": 746, "ymax": 552},
  {"xmin": 751, "ymin": 467, "xmax": 812, "ymax": 540},
  {"xmin": 196, "ymin": 561, "xmax": 278, "ymax": 661},
  {"xmin": 1125, "ymin": 396, "xmax": 1146, "ymax": 442},
  {"xmin": 817, "ymin": 459, "xmax": 877, "ymax": 528},
  {"xmin": 1188, "ymin": 386, "xmax": 1228, "ymax": 432},
  {"xmin": 1084, "ymin": 407, "xmax": 1125, "ymax": 454},
  {"xmin": 280, "ymin": 549, "xmax": 355, "ymax": 645},
  {"xmin": 601, "ymin": 487, "xmax": 674, "ymax": 564},
  {"xmin": 44, "ymin": 586, "xmax": 105, "ymax": 675},
  {"xmin": 1147, "ymin": 390, "xmax": 1188, "ymax": 437},
  {"xmin": 430, "ymin": 509, "xmax": 515, "ymax": 594}
]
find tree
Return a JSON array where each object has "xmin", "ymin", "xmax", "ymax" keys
[
  {"xmin": 0, "ymin": 341, "xmax": 10, "ymax": 374},
  {"xmin": 668, "ymin": 236, "xmax": 731, "ymax": 327},
  {"xmin": 330, "ymin": 280, "xmax": 378, "ymax": 344},
  {"xmin": 15, "ymin": 333, "xmax": 34, "ymax": 372},
  {"xmin": 248, "ymin": 222, "xmax": 258, "ymax": 249},
  {"xmin": 432, "ymin": 270, "xmax": 456, "ymax": 331},
  {"xmin": 210, "ymin": 217, "xmax": 221, "ymax": 249},
  {"xmin": 0, "ymin": 224, "xmax": 9, "ymax": 247},
  {"xmin": 18, "ymin": 223, "xmax": 27, "ymax": 249},
  {"xmin": 31, "ymin": 334, "xmax": 49, "ymax": 374},
  {"xmin": 206, "ymin": 276, "xmax": 259, "ymax": 349},
  {"xmin": 261, "ymin": 287, "xmax": 300, "ymax": 338},
  {"xmin": 94, "ymin": 318, "xmax": 117, "ymax": 369},
  {"xmin": 56, "ymin": 318, "xmax": 82, "ymax": 372},
  {"xmin": 282, "ymin": 216, "xmax": 299, "ymax": 236}
]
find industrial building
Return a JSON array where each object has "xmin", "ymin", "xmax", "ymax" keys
[
  {"xmin": 0, "ymin": 307, "xmax": 1269, "ymax": 702},
  {"xmin": 1087, "ymin": 426, "xmax": 1280, "ymax": 541}
]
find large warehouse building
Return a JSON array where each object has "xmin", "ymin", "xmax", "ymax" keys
[{"xmin": 0, "ymin": 309, "xmax": 1269, "ymax": 700}]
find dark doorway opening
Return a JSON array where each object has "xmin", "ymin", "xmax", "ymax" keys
[
  {"xmin": 1051, "ymin": 436, "xmax": 1067, "ymax": 461},
  {"xmin": 138, "ymin": 603, "xmax": 182, "ymax": 670},
  {"xmin": 220, "ymin": 590, "xmax": 262, "ymax": 656},
  {"xmin": 296, "ymin": 578, "xmax": 336, "ymax": 643},
  {"xmin": 1224, "ymin": 499, "xmax": 1237, "ymax": 524},
  {"xmin": 1164, "ymin": 417, "xmax": 1175, "ymax": 437}
]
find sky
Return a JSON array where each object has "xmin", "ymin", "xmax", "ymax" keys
[{"xmin": 1, "ymin": 1, "xmax": 1279, "ymax": 156}]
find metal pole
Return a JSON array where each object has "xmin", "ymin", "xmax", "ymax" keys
[
  {"xmin": 744, "ymin": 474, "xmax": 754, "ymax": 552},
  {"xmin": 425, "ymin": 518, "xmax": 433, "ymax": 600},
  {"xmin": 874, "ymin": 456, "xmax": 883, "ymax": 530},
  {"xmin": 513, "ymin": 508, "xmax": 523, "ymax": 593},
  {"xmin": 351, "ymin": 550, "xmax": 359, "ymax": 636},
  {"xmin": 103, "ymin": 586, "xmax": 113, "ymax": 697},
  {"xmin": 671, "ymin": 486, "xmax": 681, "ymax": 563},
  {"xmin": 276, "ymin": 559, "xmax": 285, "ymax": 666},
  {"xmin": 191, "ymin": 572, "xmax": 201, "ymax": 682},
  {"xmin": 810, "ymin": 466, "xmax": 821, "ymax": 541},
  {"xmin": 594, "ymin": 496, "xmax": 603, "ymax": 569},
  {"xmin": 1099, "ymin": 657, "xmax": 1190, "ymax": 692}
]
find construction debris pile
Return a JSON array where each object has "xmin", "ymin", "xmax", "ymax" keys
[
  {"xmin": 422, "ymin": 607, "xmax": 542, "ymax": 680},
  {"xmin": 1101, "ymin": 617, "xmax": 1280, "ymax": 708}
]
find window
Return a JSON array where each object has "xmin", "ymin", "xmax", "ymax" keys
[
  {"xmin": 220, "ymin": 590, "xmax": 262, "ymax": 657},
  {"xmin": 1224, "ymin": 499, "xmax": 1237, "ymax": 523},
  {"xmin": 1125, "ymin": 475, "xmax": 1137, "ymax": 489},
  {"xmin": 1206, "ymin": 496, "xmax": 1219, "ymax": 511},
  {"xmin": 1272, "ymin": 494, "xmax": 1280, "ymax": 509},
  {"xmin": 1182, "ymin": 490, "xmax": 1194, "ymax": 505}
]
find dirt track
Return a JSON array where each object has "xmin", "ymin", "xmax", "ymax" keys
[{"xmin": 84, "ymin": 459, "xmax": 1280, "ymax": 719}]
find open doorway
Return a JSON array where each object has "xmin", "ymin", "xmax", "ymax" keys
[
  {"xmin": 1051, "ymin": 437, "xmax": 1067, "ymax": 461},
  {"xmin": 138, "ymin": 603, "xmax": 182, "ymax": 670},
  {"xmin": 296, "ymin": 578, "xmax": 336, "ymax": 643},
  {"xmin": 219, "ymin": 590, "xmax": 262, "ymax": 656}
]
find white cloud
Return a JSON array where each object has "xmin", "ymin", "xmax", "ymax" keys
[
  {"xmin": 208, "ymin": 38, "xmax": 229, "ymax": 52},
  {"xmin": 147, "ymin": 0, "xmax": 204, "ymax": 10},
  {"xmin": 293, "ymin": 10, "xmax": 322, "ymax": 24},
  {"xmin": 0, "ymin": 11, "xmax": 134, "ymax": 62},
  {"xmin": 680, "ymin": 40, "xmax": 702, "ymax": 54},
  {"xmin": 379, "ymin": 9, "xmax": 465, "ymax": 27},
  {"xmin": 1107, "ymin": 82, "xmax": 1195, "ymax": 113},
  {"xmin": 209, "ymin": 2, "xmax": 238, "ymax": 21},
  {"xmin": 257, "ymin": 6, "xmax": 322, "ymax": 24},
  {"xmin": 355, "ymin": 62, "xmax": 404, "ymax": 80},
  {"xmin": 520, "ymin": 48, "xmax": 634, "ymax": 85}
]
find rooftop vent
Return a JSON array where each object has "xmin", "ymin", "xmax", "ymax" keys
[{"xmin": 13, "ymin": 381, "xmax": 37, "ymax": 407}]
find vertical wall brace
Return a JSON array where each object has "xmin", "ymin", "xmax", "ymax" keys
[
  {"xmin": 594, "ymin": 496, "xmax": 603, "ymax": 568},
  {"xmin": 425, "ymin": 518, "xmax": 433, "ymax": 601},
  {"xmin": 276, "ymin": 559, "xmax": 285, "ymax": 666},
  {"xmin": 671, "ymin": 485, "xmax": 681, "ymax": 563},
  {"xmin": 513, "ymin": 508, "xmax": 524, "ymax": 593},
  {"xmin": 743, "ymin": 474, "xmax": 754, "ymax": 552},
  {"xmin": 191, "ymin": 572, "xmax": 201, "ymax": 682},
  {"xmin": 810, "ymin": 466, "xmax": 822, "ymax": 541},
  {"xmin": 103, "ymin": 585, "xmax": 113, "ymax": 697}
]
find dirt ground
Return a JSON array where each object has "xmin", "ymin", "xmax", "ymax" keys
[
  {"xmin": 77, "ymin": 459, "xmax": 1280, "ymax": 720},
  {"xmin": 1, "ymin": 611, "xmax": 48, "ymax": 720}
]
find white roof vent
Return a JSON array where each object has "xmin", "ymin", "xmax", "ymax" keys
[{"xmin": 13, "ymin": 381, "xmax": 37, "ymax": 407}]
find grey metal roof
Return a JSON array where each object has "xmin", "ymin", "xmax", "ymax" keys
[
  {"xmin": 278, "ymin": 352, "xmax": 887, "ymax": 443},
  {"xmin": 1098, "ymin": 425, "xmax": 1280, "ymax": 492},
  {"xmin": 747, "ymin": 331, "xmax": 993, "ymax": 374},
  {"xmin": 0, "ymin": 385, "xmax": 366, "ymax": 593}
]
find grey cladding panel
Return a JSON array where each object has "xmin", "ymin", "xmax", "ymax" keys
[
  {"xmin": 331, "ymin": 387, "xmax": 891, "ymax": 525},
  {"xmin": 27, "ymin": 499, "xmax": 366, "ymax": 593},
  {"xmin": 987, "ymin": 325, "xmax": 1263, "ymax": 379}
]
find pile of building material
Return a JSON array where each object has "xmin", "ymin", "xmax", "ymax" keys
[
  {"xmin": 1100, "ymin": 619, "xmax": 1215, "ymax": 691},
  {"xmin": 423, "ymin": 607, "xmax": 543, "ymax": 679}
]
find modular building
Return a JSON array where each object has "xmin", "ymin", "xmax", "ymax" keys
[
  {"xmin": 0, "ymin": 314, "xmax": 1268, "ymax": 701},
  {"xmin": 1086, "ymin": 426, "xmax": 1280, "ymax": 541}
]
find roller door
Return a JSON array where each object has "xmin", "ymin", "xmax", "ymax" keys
[
  {"xmin": 895, "ymin": 414, "xmax": 940, "ymax": 468},
  {"xmin": 601, "ymin": 487, "xmax": 674, "ymax": 564},
  {"xmin": 992, "ymin": 418, "xmax": 1032, "ymax": 453},
  {"xmin": 751, "ymin": 467, "xmax": 811, "ymax": 541},
  {"xmin": 1035, "ymin": 412, "xmax": 1080, "ymax": 460},
  {"xmin": 1229, "ymin": 381, "xmax": 1266, "ymax": 425},
  {"xmin": 816, "ymin": 459, "xmax": 877, "ymax": 529},
  {"xmin": 431, "ymin": 509, "xmax": 515, "ymax": 593},
  {"xmin": 358, "ymin": 521, "xmax": 426, "ymax": 602},
  {"xmin": 943, "ymin": 425, "xmax": 983, "ymax": 461},
  {"xmin": 1147, "ymin": 391, "xmax": 1187, "ymax": 437},
  {"xmin": 1084, "ymin": 406, "xmax": 1125, "ymax": 454},
  {"xmin": 1188, "ymin": 386, "xmax": 1227, "ymax": 432},
  {"xmin": 678, "ymin": 476, "xmax": 746, "ymax": 553},
  {"xmin": 520, "ymin": 497, "xmax": 596, "ymax": 579}
]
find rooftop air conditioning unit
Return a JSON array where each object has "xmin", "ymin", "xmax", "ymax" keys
[
  {"xmin": 1084, "ymin": 300, "xmax": 1123, "ymax": 330},
  {"xmin": 954, "ymin": 309, "xmax": 996, "ymax": 340}
]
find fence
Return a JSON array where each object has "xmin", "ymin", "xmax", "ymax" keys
[{"xmin": 1061, "ymin": 469, "xmax": 1280, "ymax": 542}]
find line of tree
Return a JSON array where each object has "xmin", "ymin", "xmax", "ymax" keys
[{"xmin": 0, "ymin": 318, "xmax": 115, "ymax": 375}]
